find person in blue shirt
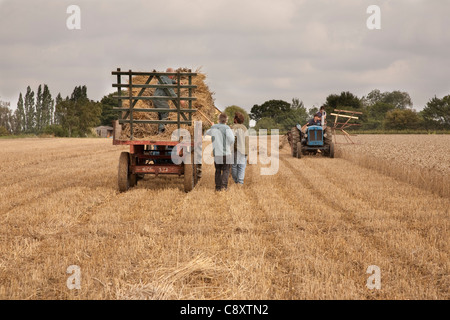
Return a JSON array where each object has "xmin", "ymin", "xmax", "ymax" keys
[
  {"xmin": 153, "ymin": 68, "xmax": 185, "ymax": 133},
  {"xmin": 297, "ymin": 112, "xmax": 322, "ymax": 142},
  {"xmin": 205, "ymin": 113, "xmax": 235, "ymax": 191}
]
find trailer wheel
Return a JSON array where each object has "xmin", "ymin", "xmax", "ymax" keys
[
  {"xmin": 296, "ymin": 142, "xmax": 302, "ymax": 159},
  {"xmin": 329, "ymin": 142, "xmax": 335, "ymax": 158},
  {"xmin": 184, "ymin": 152, "xmax": 195, "ymax": 193},
  {"xmin": 129, "ymin": 153, "xmax": 137, "ymax": 187},
  {"xmin": 118, "ymin": 152, "xmax": 130, "ymax": 192},
  {"xmin": 291, "ymin": 127, "xmax": 300, "ymax": 157}
]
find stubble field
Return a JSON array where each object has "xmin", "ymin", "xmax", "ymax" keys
[{"xmin": 0, "ymin": 135, "xmax": 448, "ymax": 299}]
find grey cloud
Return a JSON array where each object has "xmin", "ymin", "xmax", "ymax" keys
[{"xmin": 1, "ymin": 0, "xmax": 449, "ymax": 112}]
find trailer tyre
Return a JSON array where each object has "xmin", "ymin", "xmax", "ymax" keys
[
  {"xmin": 184, "ymin": 152, "xmax": 195, "ymax": 193},
  {"xmin": 118, "ymin": 152, "xmax": 130, "ymax": 192},
  {"xmin": 129, "ymin": 153, "xmax": 137, "ymax": 187}
]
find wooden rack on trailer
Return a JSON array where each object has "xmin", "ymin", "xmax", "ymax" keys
[{"xmin": 111, "ymin": 68, "xmax": 202, "ymax": 193}]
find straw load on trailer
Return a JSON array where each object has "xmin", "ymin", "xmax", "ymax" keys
[{"xmin": 118, "ymin": 67, "xmax": 220, "ymax": 140}]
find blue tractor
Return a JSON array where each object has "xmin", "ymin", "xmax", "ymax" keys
[{"xmin": 288, "ymin": 124, "xmax": 334, "ymax": 158}]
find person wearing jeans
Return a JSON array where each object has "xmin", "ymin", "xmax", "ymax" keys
[
  {"xmin": 231, "ymin": 112, "xmax": 249, "ymax": 185},
  {"xmin": 205, "ymin": 113, "xmax": 235, "ymax": 191}
]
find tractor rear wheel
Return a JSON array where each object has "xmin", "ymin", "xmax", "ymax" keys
[
  {"xmin": 118, "ymin": 152, "xmax": 130, "ymax": 192},
  {"xmin": 296, "ymin": 142, "xmax": 302, "ymax": 159},
  {"xmin": 291, "ymin": 127, "xmax": 300, "ymax": 157},
  {"xmin": 184, "ymin": 152, "xmax": 195, "ymax": 193},
  {"xmin": 329, "ymin": 142, "xmax": 335, "ymax": 158},
  {"xmin": 324, "ymin": 126, "xmax": 332, "ymax": 146}
]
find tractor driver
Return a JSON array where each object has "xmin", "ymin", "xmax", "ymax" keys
[
  {"xmin": 297, "ymin": 112, "xmax": 321, "ymax": 133},
  {"xmin": 296, "ymin": 112, "xmax": 322, "ymax": 143}
]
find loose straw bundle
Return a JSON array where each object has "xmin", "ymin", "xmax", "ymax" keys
[{"xmin": 119, "ymin": 67, "xmax": 219, "ymax": 140}]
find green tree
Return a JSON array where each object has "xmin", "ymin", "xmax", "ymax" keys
[
  {"xmin": 363, "ymin": 89, "xmax": 412, "ymax": 109},
  {"xmin": 252, "ymin": 98, "xmax": 308, "ymax": 132},
  {"xmin": 0, "ymin": 126, "xmax": 9, "ymax": 136},
  {"xmin": 24, "ymin": 86, "xmax": 35, "ymax": 133},
  {"xmin": 77, "ymin": 100, "xmax": 102, "ymax": 136},
  {"xmin": 35, "ymin": 85, "xmax": 43, "ymax": 132},
  {"xmin": 56, "ymin": 98, "xmax": 78, "ymax": 136},
  {"xmin": 56, "ymin": 86, "xmax": 102, "ymax": 137},
  {"xmin": 224, "ymin": 105, "xmax": 250, "ymax": 127},
  {"xmin": 324, "ymin": 91, "xmax": 362, "ymax": 113},
  {"xmin": 13, "ymin": 93, "xmax": 25, "ymax": 134},
  {"xmin": 275, "ymin": 98, "xmax": 308, "ymax": 131},
  {"xmin": 384, "ymin": 109, "xmax": 421, "ymax": 130},
  {"xmin": 42, "ymin": 84, "xmax": 54, "ymax": 128},
  {"xmin": 54, "ymin": 93, "xmax": 63, "ymax": 125},
  {"xmin": 362, "ymin": 101, "xmax": 396, "ymax": 130},
  {"xmin": 323, "ymin": 91, "xmax": 365, "ymax": 127},
  {"xmin": 100, "ymin": 92, "xmax": 118, "ymax": 126},
  {"xmin": 308, "ymin": 106, "xmax": 319, "ymax": 118},
  {"xmin": 0, "ymin": 99, "xmax": 12, "ymax": 134},
  {"xmin": 250, "ymin": 99, "xmax": 291, "ymax": 122},
  {"xmin": 291, "ymin": 97, "xmax": 304, "ymax": 109},
  {"xmin": 254, "ymin": 117, "xmax": 279, "ymax": 132},
  {"xmin": 421, "ymin": 95, "xmax": 450, "ymax": 130}
]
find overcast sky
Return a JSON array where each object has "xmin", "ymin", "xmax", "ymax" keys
[{"xmin": 1, "ymin": 0, "xmax": 449, "ymax": 112}]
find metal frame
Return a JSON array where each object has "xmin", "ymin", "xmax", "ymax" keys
[
  {"xmin": 111, "ymin": 68, "xmax": 202, "ymax": 192},
  {"xmin": 330, "ymin": 109, "xmax": 363, "ymax": 144},
  {"xmin": 112, "ymin": 68, "xmax": 197, "ymax": 141}
]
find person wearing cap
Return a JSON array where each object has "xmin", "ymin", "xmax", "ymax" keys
[
  {"xmin": 296, "ymin": 112, "xmax": 322, "ymax": 143},
  {"xmin": 153, "ymin": 68, "xmax": 185, "ymax": 133},
  {"xmin": 301, "ymin": 112, "xmax": 322, "ymax": 131}
]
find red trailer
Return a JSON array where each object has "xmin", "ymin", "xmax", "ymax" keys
[{"xmin": 111, "ymin": 69, "xmax": 201, "ymax": 193}]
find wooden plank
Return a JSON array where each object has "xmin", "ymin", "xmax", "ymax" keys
[
  {"xmin": 330, "ymin": 113, "xmax": 359, "ymax": 120},
  {"xmin": 113, "ymin": 120, "xmax": 121, "ymax": 140},
  {"xmin": 113, "ymin": 108, "xmax": 197, "ymax": 113},
  {"xmin": 196, "ymin": 109, "xmax": 214, "ymax": 125},
  {"xmin": 113, "ymin": 96, "xmax": 197, "ymax": 101},
  {"xmin": 119, "ymin": 120, "xmax": 193, "ymax": 125},
  {"xmin": 112, "ymin": 84, "xmax": 197, "ymax": 89},
  {"xmin": 334, "ymin": 109, "xmax": 363, "ymax": 114},
  {"xmin": 112, "ymin": 71, "xmax": 197, "ymax": 76}
]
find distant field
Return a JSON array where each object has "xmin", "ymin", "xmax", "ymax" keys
[
  {"xmin": 0, "ymin": 136, "xmax": 448, "ymax": 299},
  {"xmin": 336, "ymin": 134, "xmax": 450, "ymax": 197}
]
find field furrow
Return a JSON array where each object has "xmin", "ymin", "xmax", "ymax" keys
[{"xmin": 0, "ymin": 137, "xmax": 448, "ymax": 299}]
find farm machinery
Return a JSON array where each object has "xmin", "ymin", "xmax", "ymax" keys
[
  {"xmin": 288, "ymin": 124, "xmax": 334, "ymax": 158},
  {"xmin": 111, "ymin": 68, "xmax": 201, "ymax": 193},
  {"xmin": 287, "ymin": 109, "xmax": 362, "ymax": 158}
]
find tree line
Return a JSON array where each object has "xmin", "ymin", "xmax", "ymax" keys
[
  {"xmin": 0, "ymin": 85, "xmax": 116, "ymax": 137},
  {"xmin": 1, "ymin": 86, "xmax": 449, "ymax": 137},
  {"xmin": 248, "ymin": 90, "xmax": 450, "ymax": 132}
]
